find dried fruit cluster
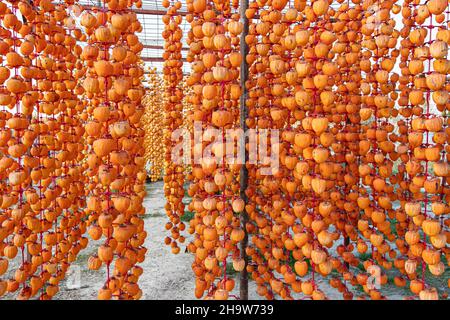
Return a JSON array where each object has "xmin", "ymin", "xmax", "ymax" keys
[
  {"xmin": 142, "ymin": 69, "xmax": 165, "ymax": 182},
  {"xmin": 0, "ymin": 0, "xmax": 88, "ymax": 299},
  {"xmin": 163, "ymin": 0, "xmax": 449, "ymax": 300},
  {"xmin": 242, "ymin": 0, "xmax": 449, "ymax": 300},
  {"xmin": 162, "ymin": 0, "xmax": 186, "ymax": 255},
  {"xmin": 0, "ymin": 0, "xmax": 146, "ymax": 300},
  {"xmin": 162, "ymin": 0, "xmax": 249, "ymax": 300},
  {"xmin": 80, "ymin": 0, "xmax": 147, "ymax": 300}
]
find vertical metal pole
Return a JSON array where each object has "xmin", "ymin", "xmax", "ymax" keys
[
  {"xmin": 239, "ymin": 0, "xmax": 249, "ymax": 301},
  {"xmin": 344, "ymin": 236, "xmax": 349, "ymax": 270}
]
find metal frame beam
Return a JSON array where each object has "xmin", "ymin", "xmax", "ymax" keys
[
  {"xmin": 142, "ymin": 57, "xmax": 187, "ymax": 62},
  {"xmin": 82, "ymin": 5, "xmax": 188, "ymax": 16},
  {"xmin": 143, "ymin": 44, "xmax": 189, "ymax": 51},
  {"xmin": 239, "ymin": 0, "xmax": 250, "ymax": 301}
]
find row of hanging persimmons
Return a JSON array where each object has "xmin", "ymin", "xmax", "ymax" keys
[
  {"xmin": 0, "ymin": 0, "xmax": 146, "ymax": 299},
  {"xmin": 142, "ymin": 69, "xmax": 165, "ymax": 182},
  {"xmin": 162, "ymin": 0, "xmax": 449, "ymax": 300},
  {"xmin": 142, "ymin": 68, "xmax": 193, "ymax": 182}
]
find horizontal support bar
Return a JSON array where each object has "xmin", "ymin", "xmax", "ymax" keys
[
  {"xmin": 143, "ymin": 44, "xmax": 189, "ymax": 51},
  {"xmin": 82, "ymin": 5, "xmax": 188, "ymax": 16},
  {"xmin": 142, "ymin": 57, "xmax": 187, "ymax": 62}
]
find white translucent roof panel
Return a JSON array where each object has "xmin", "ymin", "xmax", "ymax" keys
[{"xmin": 137, "ymin": 11, "xmax": 190, "ymax": 74}]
